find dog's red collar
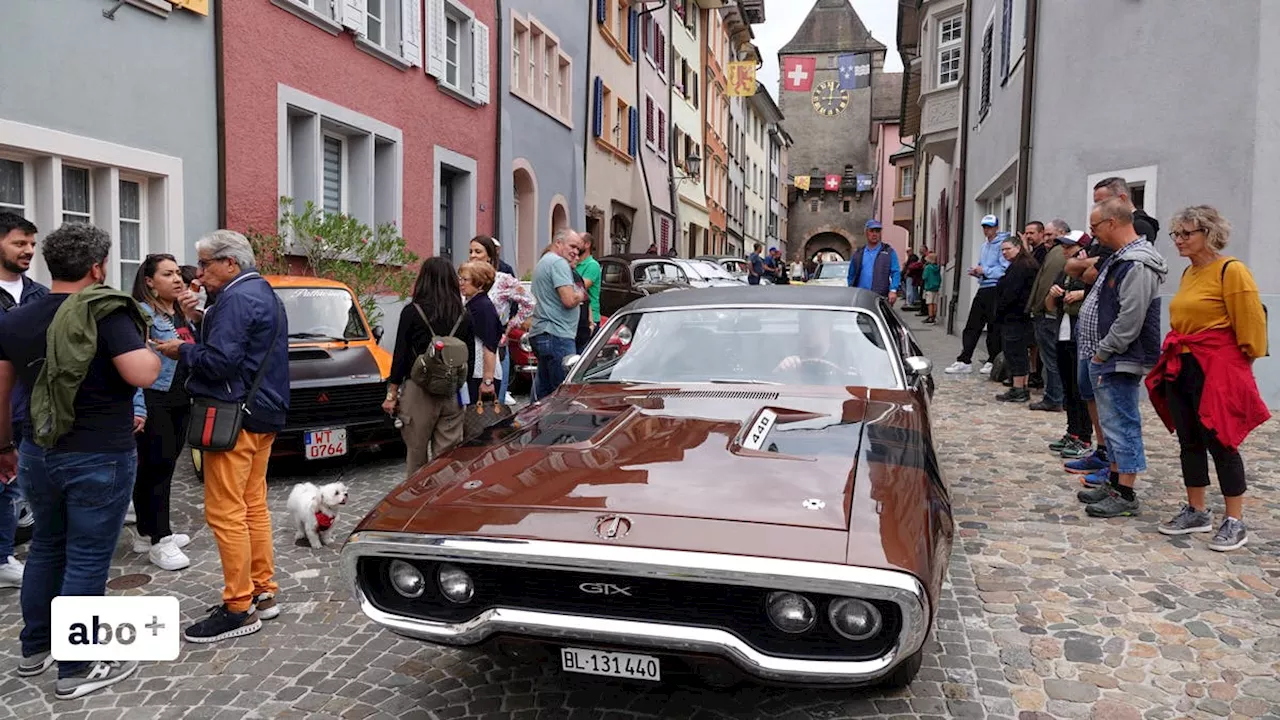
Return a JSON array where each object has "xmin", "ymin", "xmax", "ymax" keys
[{"xmin": 315, "ymin": 511, "xmax": 335, "ymax": 531}]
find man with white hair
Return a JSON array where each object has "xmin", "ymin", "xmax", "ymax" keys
[
  {"xmin": 154, "ymin": 230, "xmax": 289, "ymax": 643},
  {"xmin": 528, "ymin": 229, "xmax": 586, "ymax": 398}
]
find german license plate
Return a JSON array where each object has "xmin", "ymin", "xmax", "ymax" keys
[
  {"xmin": 560, "ymin": 647, "xmax": 661, "ymax": 681},
  {"xmin": 304, "ymin": 428, "xmax": 347, "ymax": 460}
]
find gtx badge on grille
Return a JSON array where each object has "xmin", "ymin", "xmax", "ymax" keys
[
  {"xmin": 594, "ymin": 514, "xmax": 632, "ymax": 540},
  {"xmin": 579, "ymin": 582, "xmax": 633, "ymax": 596}
]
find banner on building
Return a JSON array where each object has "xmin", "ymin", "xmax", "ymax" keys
[
  {"xmin": 824, "ymin": 175, "xmax": 841, "ymax": 192},
  {"xmin": 855, "ymin": 174, "xmax": 874, "ymax": 193},
  {"xmin": 726, "ymin": 62, "xmax": 758, "ymax": 97},
  {"xmin": 837, "ymin": 54, "xmax": 871, "ymax": 90},
  {"xmin": 781, "ymin": 56, "xmax": 816, "ymax": 92},
  {"xmin": 793, "ymin": 174, "xmax": 811, "ymax": 191}
]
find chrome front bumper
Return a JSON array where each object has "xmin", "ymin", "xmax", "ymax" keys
[{"xmin": 340, "ymin": 532, "xmax": 931, "ymax": 686}]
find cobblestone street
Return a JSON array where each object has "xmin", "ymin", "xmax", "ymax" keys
[{"xmin": 3, "ymin": 311, "xmax": 1280, "ymax": 720}]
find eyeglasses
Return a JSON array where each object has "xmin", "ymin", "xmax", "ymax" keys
[
  {"xmin": 1088, "ymin": 218, "xmax": 1115, "ymax": 234},
  {"xmin": 196, "ymin": 257, "xmax": 227, "ymax": 269},
  {"xmin": 1169, "ymin": 229, "xmax": 1203, "ymax": 241}
]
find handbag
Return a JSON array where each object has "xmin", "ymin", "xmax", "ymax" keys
[
  {"xmin": 461, "ymin": 390, "xmax": 514, "ymax": 443},
  {"xmin": 187, "ymin": 300, "xmax": 284, "ymax": 452}
]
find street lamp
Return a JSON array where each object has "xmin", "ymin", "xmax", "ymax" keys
[{"xmin": 677, "ymin": 151, "xmax": 701, "ymax": 182}]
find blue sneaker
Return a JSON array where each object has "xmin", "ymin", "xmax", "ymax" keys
[
  {"xmin": 1065, "ymin": 450, "xmax": 1108, "ymax": 475},
  {"xmin": 1080, "ymin": 466, "xmax": 1110, "ymax": 487}
]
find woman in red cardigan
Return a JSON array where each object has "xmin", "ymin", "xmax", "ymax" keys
[{"xmin": 1146, "ymin": 205, "xmax": 1269, "ymax": 552}]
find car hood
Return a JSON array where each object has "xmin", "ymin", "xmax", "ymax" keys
[{"xmin": 356, "ymin": 384, "xmax": 942, "ymax": 573}]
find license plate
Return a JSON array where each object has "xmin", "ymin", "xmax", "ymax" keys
[
  {"xmin": 304, "ymin": 428, "xmax": 347, "ymax": 460},
  {"xmin": 560, "ymin": 647, "xmax": 661, "ymax": 681}
]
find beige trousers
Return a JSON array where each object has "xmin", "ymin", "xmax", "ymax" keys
[{"xmin": 399, "ymin": 380, "xmax": 463, "ymax": 478}]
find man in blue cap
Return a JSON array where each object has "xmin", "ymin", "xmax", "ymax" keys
[
  {"xmin": 944, "ymin": 214, "xmax": 1011, "ymax": 375},
  {"xmin": 846, "ymin": 219, "xmax": 900, "ymax": 303}
]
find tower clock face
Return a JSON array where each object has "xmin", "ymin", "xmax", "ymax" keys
[{"xmin": 811, "ymin": 80, "xmax": 850, "ymax": 117}]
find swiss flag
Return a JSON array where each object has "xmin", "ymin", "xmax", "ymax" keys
[
  {"xmin": 825, "ymin": 175, "xmax": 841, "ymax": 191},
  {"xmin": 782, "ymin": 56, "xmax": 816, "ymax": 92}
]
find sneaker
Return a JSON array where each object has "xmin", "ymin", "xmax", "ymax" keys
[
  {"xmin": 1080, "ymin": 466, "xmax": 1111, "ymax": 487},
  {"xmin": 132, "ymin": 530, "xmax": 190, "ymax": 553},
  {"xmin": 1029, "ymin": 400, "xmax": 1062, "ymax": 412},
  {"xmin": 1060, "ymin": 440, "xmax": 1093, "ymax": 459},
  {"xmin": 1065, "ymin": 451, "xmax": 1109, "ymax": 474},
  {"xmin": 923, "ymin": 317, "xmax": 937, "ymax": 324},
  {"xmin": 54, "ymin": 660, "xmax": 138, "ymax": 700},
  {"xmin": 253, "ymin": 592, "xmax": 281, "ymax": 620},
  {"xmin": 17, "ymin": 651, "xmax": 54, "ymax": 677},
  {"xmin": 159, "ymin": 534, "xmax": 191, "ymax": 549},
  {"xmin": 16, "ymin": 500, "xmax": 33, "ymax": 530},
  {"xmin": 979, "ymin": 362, "xmax": 994, "ymax": 374},
  {"xmin": 124, "ymin": 502, "xmax": 136, "ymax": 525},
  {"xmin": 995, "ymin": 388, "xmax": 1030, "ymax": 403},
  {"xmin": 944, "ymin": 361, "xmax": 973, "ymax": 374},
  {"xmin": 1028, "ymin": 375, "xmax": 1045, "ymax": 389},
  {"xmin": 1209, "ymin": 517, "xmax": 1249, "ymax": 552},
  {"xmin": 1077, "ymin": 483, "xmax": 1114, "ymax": 504},
  {"xmin": 1085, "ymin": 492, "xmax": 1141, "ymax": 518},
  {"xmin": 184, "ymin": 605, "xmax": 261, "ymax": 644},
  {"xmin": 1048, "ymin": 434, "xmax": 1075, "ymax": 453},
  {"xmin": 148, "ymin": 539, "xmax": 190, "ymax": 571},
  {"xmin": 1158, "ymin": 504, "xmax": 1214, "ymax": 536},
  {"xmin": 0, "ymin": 556, "xmax": 22, "ymax": 588}
]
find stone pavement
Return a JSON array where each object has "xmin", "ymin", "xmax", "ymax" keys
[{"xmin": 1, "ymin": 311, "xmax": 1279, "ymax": 720}]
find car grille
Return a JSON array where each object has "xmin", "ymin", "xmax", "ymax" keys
[
  {"xmin": 288, "ymin": 383, "xmax": 385, "ymax": 429},
  {"xmin": 359, "ymin": 558, "xmax": 900, "ymax": 661}
]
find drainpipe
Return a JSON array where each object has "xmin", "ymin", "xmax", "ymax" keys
[
  {"xmin": 667, "ymin": 0, "xmax": 681, "ymax": 255},
  {"xmin": 947, "ymin": 0, "xmax": 975, "ymax": 336},
  {"xmin": 582, "ymin": 8, "xmax": 594, "ymax": 237},
  {"xmin": 1014, "ymin": 0, "xmax": 1039, "ymax": 231},
  {"xmin": 493, "ymin": 0, "xmax": 505, "ymax": 258},
  {"xmin": 214, "ymin": 1, "xmax": 226, "ymax": 231},
  {"xmin": 635, "ymin": 0, "xmax": 668, "ymax": 252}
]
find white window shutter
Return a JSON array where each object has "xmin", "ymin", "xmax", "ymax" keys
[
  {"xmin": 341, "ymin": 0, "xmax": 367, "ymax": 35},
  {"xmin": 473, "ymin": 20, "xmax": 491, "ymax": 104},
  {"xmin": 400, "ymin": 0, "xmax": 422, "ymax": 67},
  {"xmin": 425, "ymin": 0, "xmax": 446, "ymax": 78}
]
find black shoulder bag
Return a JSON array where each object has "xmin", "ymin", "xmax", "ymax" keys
[{"xmin": 187, "ymin": 301, "xmax": 285, "ymax": 452}]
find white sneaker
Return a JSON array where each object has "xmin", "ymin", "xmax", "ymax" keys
[
  {"xmin": 979, "ymin": 362, "xmax": 994, "ymax": 374},
  {"xmin": 148, "ymin": 539, "xmax": 189, "ymax": 571},
  {"xmin": 130, "ymin": 527, "xmax": 150, "ymax": 553},
  {"xmin": 124, "ymin": 502, "xmax": 136, "ymax": 525},
  {"xmin": 944, "ymin": 361, "xmax": 973, "ymax": 374},
  {"xmin": 158, "ymin": 533, "xmax": 190, "ymax": 549},
  {"xmin": 504, "ymin": 392, "xmax": 517, "ymax": 405},
  {"xmin": 0, "ymin": 556, "xmax": 23, "ymax": 588}
]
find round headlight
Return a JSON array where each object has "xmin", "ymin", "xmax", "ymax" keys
[
  {"xmin": 828, "ymin": 598, "xmax": 883, "ymax": 641},
  {"xmin": 519, "ymin": 334, "xmax": 532, "ymax": 353},
  {"xmin": 615, "ymin": 326, "xmax": 633, "ymax": 346},
  {"xmin": 388, "ymin": 560, "xmax": 425, "ymax": 598},
  {"xmin": 766, "ymin": 592, "xmax": 816, "ymax": 634},
  {"xmin": 437, "ymin": 564, "xmax": 475, "ymax": 604}
]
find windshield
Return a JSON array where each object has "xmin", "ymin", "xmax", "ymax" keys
[
  {"xmin": 817, "ymin": 262, "xmax": 850, "ymax": 280},
  {"xmin": 575, "ymin": 308, "xmax": 899, "ymax": 389},
  {"xmin": 689, "ymin": 260, "xmax": 735, "ymax": 280},
  {"xmin": 276, "ymin": 287, "xmax": 368, "ymax": 341}
]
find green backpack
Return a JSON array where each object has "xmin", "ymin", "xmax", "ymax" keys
[{"xmin": 409, "ymin": 304, "xmax": 469, "ymax": 396}]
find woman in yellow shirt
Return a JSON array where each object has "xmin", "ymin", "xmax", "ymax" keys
[{"xmin": 1147, "ymin": 205, "xmax": 1269, "ymax": 552}]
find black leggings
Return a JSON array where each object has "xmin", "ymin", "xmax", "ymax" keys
[
  {"xmin": 1164, "ymin": 355, "xmax": 1247, "ymax": 496},
  {"xmin": 134, "ymin": 397, "xmax": 191, "ymax": 543},
  {"xmin": 1001, "ymin": 319, "xmax": 1031, "ymax": 376},
  {"xmin": 1057, "ymin": 340, "xmax": 1091, "ymax": 443}
]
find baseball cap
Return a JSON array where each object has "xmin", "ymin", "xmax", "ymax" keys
[
  {"xmin": 1060, "ymin": 230, "xmax": 1090, "ymax": 245},
  {"xmin": 865, "ymin": 219, "xmax": 883, "ymax": 230},
  {"xmin": 980, "ymin": 214, "xmax": 999, "ymax": 227}
]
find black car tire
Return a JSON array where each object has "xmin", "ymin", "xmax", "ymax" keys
[{"xmin": 879, "ymin": 647, "xmax": 924, "ymax": 689}]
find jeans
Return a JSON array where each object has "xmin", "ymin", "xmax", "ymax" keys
[
  {"xmin": 498, "ymin": 349, "xmax": 511, "ymax": 400},
  {"xmin": 530, "ymin": 333, "xmax": 576, "ymax": 400},
  {"xmin": 17, "ymin": 442, "xmax": 136, "ymax": 679},
  {"xmin": 1089, "ymin": 365, "xmax": 1146, "ymax": 474},
  {"xmin": 1034, "ymin": 316, "xmax": 1064, "ymax": 405},
  {"xmin": 958, "ymin": 287, "xmax": 1001, "ymax": 364},
  {"xmin": 1076, "ymin": 356, "xmax": 1095, "ymax": 401},
  {"xmin": 0, "ymin": 477, "xmax": 20, "ymax": 562}
]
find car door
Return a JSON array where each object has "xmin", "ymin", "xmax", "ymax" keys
[{"xmin": 599, "ymin": 260, "xmax": 633, "ymax": 318}]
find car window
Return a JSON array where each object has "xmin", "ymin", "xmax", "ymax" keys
[
  {"xmin": 277, "ymin": 287, "xmax": 368, "ymax": 341},
  {"xmin": 634, "ymin": 262, "xmax": 686, "ymax": 283},
  {"xmin": 692, "ymin": 260, "xmax": 734, "ymax": 280},
  {"xmin": 576, "ymin": 308, "xmax": 898, "ymax": 389},
  {"xmin": 603, "ymin": 262, "xmax": 626, "ymax": 285},
  {"xmin": 817, "ymin": 262, "xmax": 850, "ymax": 280}
]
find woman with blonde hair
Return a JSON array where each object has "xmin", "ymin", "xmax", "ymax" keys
[
  {"xmin": 466, "ymin": 236, "xmax": 533, "ymax": 400},
  {"xmin": 457, "ymin": 260, "xmax": 500, "ymax": 404},
  {"xmin": 1146, "ymin": 205, "xmax": 1270, "ymax": 551}
]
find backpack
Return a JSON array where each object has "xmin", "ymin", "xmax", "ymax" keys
[{"xmin": 409, "ymin": 304, "xmax": 469, "ymax": 396}]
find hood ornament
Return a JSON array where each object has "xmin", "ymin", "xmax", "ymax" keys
[
  {"xmin": 594, "ymin": 514, "xmax": 633, "ymax": 540},
  {"xmin": 803, "ymin": 498, "xmax": 825, "ymax": 510}
]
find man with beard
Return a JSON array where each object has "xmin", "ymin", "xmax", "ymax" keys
[{"xmin": 0, "ymin": 212, "xmax": 48, "ymax": 590}]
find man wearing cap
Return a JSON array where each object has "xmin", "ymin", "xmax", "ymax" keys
[
  {"xmin": 846, "ymin": 219, "xmax": 900, "ymax": 302},
  {"xmin": 945, "ymin": 214, "xmax": 1010, "ymax": 374}
]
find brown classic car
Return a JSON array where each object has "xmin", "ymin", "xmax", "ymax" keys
[{"xmin": 341, "ymin": 287, "xmax": 952, "ymax": 689}]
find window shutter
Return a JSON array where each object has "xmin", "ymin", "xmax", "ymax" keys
[
  {"xmin": 400, "ymin": 0, "xmax": 422, "ymax": 67},
  {"xmin": 1000, "ymin": 0, "xmax": 1012, "ymax": 78},
  {"xmin": 341, "ymin": 0, "xmax": 368, "ymax": 35},
  {"xmin": 628, "ymin": 9, "xmax": 639, "ymax": 58},
  {"xmin": 473, "ymin": 20, "xmax": 491, "ymax": 103},
  {"xmin": 645, "ymin": 97, "xmax": 655, "ymax": 143},
  {"xmin": 596, "ymin": 0, "xmax": 606, "ymax": 25},
  {"xmin": 628, "ymin": 106, "xmax": 638, "ymax": 157},
  {"xmin": 658, "ymin": 27, "xmax": 666, "ymax": 72},
  {"xmin": 425, "ymin": 0, "xmax": 446, "ymax": 78},
  {"xmin": 658, "ymin": 108, "xmax": 666, "ymax": 153},
  {"xmin": 592, "ymin": 77, "xmax": 604, "ymax": 138}
]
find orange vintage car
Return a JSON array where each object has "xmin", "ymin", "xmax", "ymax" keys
[{"xmin": 340, "ymin": 287, "xmax": 952, "ymax": 689}]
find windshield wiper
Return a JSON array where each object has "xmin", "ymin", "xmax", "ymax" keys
[
  {"xmin": 585, "ymin": 377, "xmax": 661, "ymax": 384},
  {"xmin": 289, "ymin": 332, "xmax": 349, "ymax": 344},
  {"xmin": 706, "ymin": 378, "xmax": 783, "ymax": 386}
]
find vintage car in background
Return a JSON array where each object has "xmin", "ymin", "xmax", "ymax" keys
[
  {"xmin": 672, "ymin": 258, "xmax": 746, "ymax": 288},
  {"xmin": 807, "ymin": 261, "xmax": 851, "ymax": 287},
  {"xmin": 342, "ymin": 287, "xmax": 950, "ymax": 689},
  {"xmin": 192, "ymin": 276, "xmax": 399, "ymax": 478},
  {"xmin": 695, "ymin": 254, "xmax": 752, "ymax": 282},
  {"xmin": 597, "ymin": 254, "xmax": 693, "ymax": 318}
]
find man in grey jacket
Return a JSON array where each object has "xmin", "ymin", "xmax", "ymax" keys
[{"xmin": 1075, "ymin": 198, "xmax": 1168, "ymax": 518}]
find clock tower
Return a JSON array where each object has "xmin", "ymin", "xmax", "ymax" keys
[{"xmin": 778, "ymin": 0, "xmax": 901, "ymax": 263}]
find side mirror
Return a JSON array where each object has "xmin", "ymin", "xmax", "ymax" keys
[
  {"xmin": 905, "ymin": 356, "xmax": 932, "ymax": 377},
  {"xmin": 562, "ymin": 354, "xmax": 581, "ymax": 373},
  {"xmin": 372, "ymin": 325, "xmax": 385, "ymax": 343}
]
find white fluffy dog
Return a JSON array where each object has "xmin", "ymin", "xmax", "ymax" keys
[{"xmin": 287, "ymin": 481, "xmax": 349, "ymax": 548}]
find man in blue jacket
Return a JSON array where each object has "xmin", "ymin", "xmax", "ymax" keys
[
  {"xmin": 0, "ymin": 212, "xmax": 47, "ymax": 590},
  {"xmin": 945, "ymin": 214, "xmax": 1011, "ymax": 375},
  {"xmin": 154, "ymin": 230, "xmax": 288, "ymax": 644},
  {"xmin": 846, "ymin": 219, "xmax": 900, "ymax": 303}
]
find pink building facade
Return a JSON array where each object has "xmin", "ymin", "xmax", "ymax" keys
[
  {"xmin": 872, "ymin": 120, "xmax": 912, "ymax": 258},
  {"xmin": 221, "ymin": 0, "xmax": 498, "ymax": 263}
]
